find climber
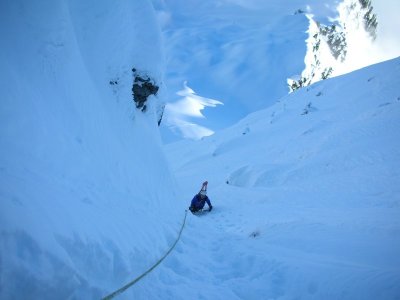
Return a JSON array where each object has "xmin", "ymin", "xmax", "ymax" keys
[{"xmin": 189, "ymin": 181, "xmax": 213, "ymax": 213}]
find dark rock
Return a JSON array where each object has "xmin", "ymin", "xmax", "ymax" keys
[
  {"xmin": 132, "ymin": 69, "xmax": 159, "ymax": 112},
  {"xmin": 157, "ymin": 104, "xmax": 165, "ymax": 126}
]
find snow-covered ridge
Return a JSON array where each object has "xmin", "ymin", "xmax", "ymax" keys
[{"xmin": 0, "ymin": 1, "xmax": 180, "ymax": 299}]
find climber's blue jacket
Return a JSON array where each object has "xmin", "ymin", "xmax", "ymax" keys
[{"xmin": 190, "ymin": 194, "xmax": 212, "ymax": 210}]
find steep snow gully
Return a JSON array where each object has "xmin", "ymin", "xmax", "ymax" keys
[{"xmin": 157, "ymin": 58, "xmax": 400, "ymax": 300}]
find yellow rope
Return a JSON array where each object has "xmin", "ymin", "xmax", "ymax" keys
[{"xmin": 101, "ymin": 210, "xmax": 188, "ymax": 300}]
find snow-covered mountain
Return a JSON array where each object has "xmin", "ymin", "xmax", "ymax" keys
[
  {"xmin": 155, "ymin": 0, "xmax": 400, "ymax": 142},
  {"xmin": 0, "ymin": 1, "xmax": 181, "ymax": 299},
  {"xmin": 155, "ymin": 0, "xmax": 323, "ymax": 141},
  {"xmin": 164, "ymin": 57, "xmax": 400, "ymax": 299}
]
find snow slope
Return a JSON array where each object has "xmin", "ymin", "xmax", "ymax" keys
[
  {"xmin": 163, "ymin": 57, "xmax": 400, "ymax": 299},
  {"xmin": 0, "ymin": 1, "xmax": 181, "ymax": 299}
]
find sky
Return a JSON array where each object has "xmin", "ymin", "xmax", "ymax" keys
[{"xmin": 155, "ymin": 0, "xmax": 400, "ymax": 143}]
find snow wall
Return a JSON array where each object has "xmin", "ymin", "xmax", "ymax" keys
[{"xmin": 0, "ymin": 0, "xmax": 181, "ymax": 298}]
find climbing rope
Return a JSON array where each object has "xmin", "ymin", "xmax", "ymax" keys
[{"xmin": 101, "ymin": 210, "xmax": 188, "ymax": 300}]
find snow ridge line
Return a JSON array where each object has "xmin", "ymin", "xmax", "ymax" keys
[{"xmin": 101, "ymin": 210, "xmax": 188, "ymax": 300}]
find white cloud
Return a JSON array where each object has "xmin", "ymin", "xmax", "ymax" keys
[
  {"xmin": 155, "ymin": 10, "xmax": 171, "ymax": 28},
  {"xmin": 372, "ymin": 0, "xmax": 400, "ymax": 60},
  {"xmin": 164, "ymin": 81, "xmax": 223, "ymax": 140}
]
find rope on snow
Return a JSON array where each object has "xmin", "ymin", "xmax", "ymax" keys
[{"xmin": 101, "ymin": 210, "xmax": 188, "ymax": 300}]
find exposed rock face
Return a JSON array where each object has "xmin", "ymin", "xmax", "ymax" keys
[{"xmin": 132, "ymin": 68, "xmax": 159, "ymax": 112}]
